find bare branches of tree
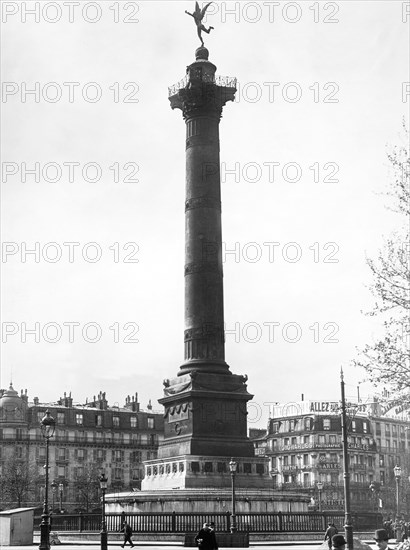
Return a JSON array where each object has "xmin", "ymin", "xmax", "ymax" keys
[{"xmin": 354, "ymin": 122, "xmax": 410, "ymax": 404}]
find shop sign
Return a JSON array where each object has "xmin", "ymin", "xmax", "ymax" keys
[
  {"xmin": 318, "ymin": 463, "xmax": 340, "ymax": 470},
  {"xmin": 310, "ymin": 401, "xmax": 339, "ymax": 412}
]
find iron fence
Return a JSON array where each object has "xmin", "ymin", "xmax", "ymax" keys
[{"xmin": 36, "ymin": 511, "xmax": 382, "ymax": 533}]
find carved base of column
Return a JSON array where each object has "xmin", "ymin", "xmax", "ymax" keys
[
  {"xmin": 141, "ymin": 454, "xmax": 269, "ymax": 491},
  {"xmin": 179, "ymin": 359, "xmax": 230, "ymax": 375},
  {"xmin": 159, "ymin": 371, "xmax": 254, "ymax": 459}
]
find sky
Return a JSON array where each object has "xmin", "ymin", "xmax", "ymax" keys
[{"xmin": 1, "ymin": 1, "xmax": 409, "ymax": 428}]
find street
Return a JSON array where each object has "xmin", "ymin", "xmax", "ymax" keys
[
  {"xmin": 0, "ymin": 545, "xmax": 321, "ymax": 550},
  {"xmin": 1, "ymin": 541, "xmax": 381, "ymax": 550}
]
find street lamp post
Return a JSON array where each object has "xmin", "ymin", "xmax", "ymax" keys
[
  {"xmin": 393, "ymin": 465, "xmax": 402, "ymax": 520},
  {"xmin": 51, "ymin": 481, "xmax": 57, "ymax": 513},
  {"xmin": 99, "ymin": 472, "xmax": 108, "ymax": 550},
  {"xmin": 393, "ymin": 465, "xmax": 402, "ymax": 541},
  {"xmin": 269, "ymin": 470, "xmax": 276, "ymax": 512},
  {"xmin": 369, "ymin": 481, "xmax": 380, "ymax": 528},
  {"xmin": 317, "ymin": 481, "xmax": 324, "ymax": 513},
  {"xmin": 39, "ymin": 410, "xmax": 56, "ymax": 550},
  {"xmin": 406, "ymin": 476, "xmax": 410, "ymax": 516},
  {"xmin": 58, "ymin": 483, "xmax": 64, "ymax": 513},
  {"xmin": 369, "ymin": 481, "xmax": 376, "ymax": 513},
  {"xmin": 229, "ymin": 458, "xmax": 238, "ymax": 533},
  {"xmin": 340, "ymin": 370, "xmax": 353, "ymax": 550}
]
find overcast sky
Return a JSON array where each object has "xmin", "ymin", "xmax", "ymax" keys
[{"xmin": 1, "ymin": 1, "xmax": 409, "ymax": 428}]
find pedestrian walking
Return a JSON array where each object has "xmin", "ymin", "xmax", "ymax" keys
[
  {"xmin": 209, "ymin": 522, "xmax": 217, "ymax": 550},
  {"xmin": 121, "ymin": 521, "xmax": 134, "ymax": 548},
  {"xmin": 373, "ymin": 528, "xmax": 394, "ymax": 550},
  {"xmin": 195, "ymin": 522, "xmax": 218, "ymax": 550},
  {"xmin": 387, "ymin": 520, "xmax": 394, "ymax": 539},
  {"xmin": 324, "ymin": 523, "xmax": 338, "ymax": 549}
]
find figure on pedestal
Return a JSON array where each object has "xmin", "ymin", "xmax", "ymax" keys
[{"xmin": 185, "ymin": 2, "xmax": 214, "ymax": 46}]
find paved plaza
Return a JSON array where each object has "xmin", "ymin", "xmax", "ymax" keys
[
  {"xmin": 0, "ymin": 545, "xmax": 324, "ymax": 550},
  {"xmin": 0, "ymin": 541, "xmax": 382, "ymax": 550}
]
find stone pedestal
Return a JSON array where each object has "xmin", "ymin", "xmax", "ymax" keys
[
  {"xmin": 141, "ymin": 454, "xmax": 268, "ymax": 491},
  {"xmin": 156, "ymin": 371, "xmax": 254, "ymax": 462},
  {"xmin": 106, "ymin": 487, "xmax": 308, "ymax": 514}
]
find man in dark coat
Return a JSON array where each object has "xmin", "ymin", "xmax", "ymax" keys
[
  {"xmin": 331, "ymin": 534, "xmax": 346, "ymax": 550},
  {"xmin": 324, "ymin": 523, "xmax": 338, "ymax": 549},
  {"xmin": 121, "ymin": 521, "xmax": 134, "ymax": 548},
  {"xmin": 195, "ymin": 523, "xmax": 218, "ymax": 550},
  {"xmin": 374, "ymin": 528, "xmax": 394, "ymax": 550}
]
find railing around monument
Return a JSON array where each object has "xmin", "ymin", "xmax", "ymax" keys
[
  {"xmin": 36, "ymin": 511, "xmax": 381, "ymax": 533},
  {"xmin": 215, "ymin": 75, "xmax": 237, "ymax": 88},
  {"xmin": 168, "ymin": 75, "xmax": 237, "ymax": 97},
  {"xmin": 168, "ymin": 75, "xmax": 188, "ymax": 97}
]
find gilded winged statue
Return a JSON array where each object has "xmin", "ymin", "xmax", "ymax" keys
[{"xmin": 185, "ymin": 2, "xmax": 214, "ymax": 47}]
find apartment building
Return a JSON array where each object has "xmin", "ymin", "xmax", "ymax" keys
[
  {"xmin": 0, "ymin": 383, "xmax": 163, "ymax": 511},
  {"xmin": 250, "ymin": 398, "xmax": 410, "ymax": 517}
]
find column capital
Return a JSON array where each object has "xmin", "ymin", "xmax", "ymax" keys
[{"xmin": 168, "ymin": 51, "xmax": 236, "ymax": 118}]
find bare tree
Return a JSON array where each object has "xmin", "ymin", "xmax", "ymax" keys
[
  {"xmin": 73, "ymin": 464, "xmax": 101, "ymax": 512},
  {"xmin": 0, "ymin": 457, "xmax": 39, "ymax": 509},
  {"xmin": 354, "ymin": 122, "xmax": 410, "ymax": 404},
  {"xmin": 385, "ymin": 121, "xmax": 410, "ymax": 218}
]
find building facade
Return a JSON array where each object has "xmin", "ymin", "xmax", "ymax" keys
[
  {"xmin": 251, "ymin": 398, "xmax": 410, "ymax": 518},
  {"xmin": 0, "ymin": 384, "xmax": 163, "ymax": 512}
]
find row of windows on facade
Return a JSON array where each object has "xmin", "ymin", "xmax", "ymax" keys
[
  {"xmin": 271, "ymin": 453, "xmax": 377, "ymax": 468},
  {"xmin": 271, "ymin": 417, "xmax": 409, "ymax": 436},
  {"xmin": 270, "ymin": 434, "xmax": 374, "ymax": 448},
  {"xmin": 5, "ymin": 428, "xmax": 159, "ymax": 445},
  {"xmin": 43, "ymin": 466, "xmax": 144, "ymax": 481},
  {"xmin": 375, "ymin": 422, "xmax": 409, "ymax": 437},
  {"xmin": 0, "ymin": 465, "xmax": 144, "ymax": 483},
  {"xmin": 271, "ymin": 417, "xmax": 369, "ymax": 433},
  {"xmin": 0, "ymin": 459, "xmax": 144, "ymax": 481},
  {"xmin": 272, "ymin": 472, "xmax": 376, "ymax": 485},
  {"xmin": 43, "ymin": 448, "xmax": 153, "ymax": 461},
  {"xmin": 272, "ymin": 473, "xmax": 340, "ymax": 485},
  {"xmin": 270, "ymin": 434, "xmax": 408, "ymax": 450},
  {"xmin": 378, "ymin": 454, "xmax": 405, "ymax": 468},
  {"xmin": 2, "ymin": 447, "xmax": 157, "ymax": 463},
  {"xmin": 377, "ymin": 439, "xmax": 407, "ymax": 450},
  {"xmin": 273, "ymin": 469, "xmax": 401, "ymax": 486},
  {"xmin": 34, "ymin": 411, "xmax": 156, "ymax": 429}
]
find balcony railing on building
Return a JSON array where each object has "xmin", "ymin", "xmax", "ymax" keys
[{"xmin": 0, "ymin": 432, "xmax": 159, "ymax": 447}]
